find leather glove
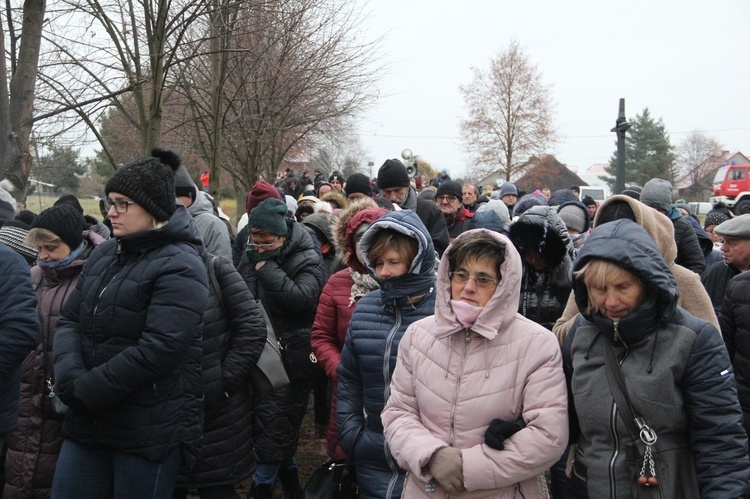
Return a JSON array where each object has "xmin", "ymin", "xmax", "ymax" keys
[
  {"xmin": 428, "ymin": 446, "xmax": 465, "ymax": 493},
  {"xmin": 484, "ymin": 417, "xmax": 526, "ymax": 450}
]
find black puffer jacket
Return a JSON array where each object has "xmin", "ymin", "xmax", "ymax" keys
[
  {"xmin": 509, "ymin": 205, "xmax": 575, "ymax": 330},
  {"xmin": 720, "ymin": 270, "xmax": 750, "ymax": 441},
  {"xmin": 177, "ymin": 252, "xmax": 266, "ymax": 487},
  {"xmin": 671, "ymin": 209, "xmax": 706, "ymax": 274},
  {"xmin": 564, "ymin": 220, "xmax": 750, "ymax": 498},
  {"xmin": 237, "ymin": 219, "xmax": 326, "ymax": 462},
  {"xmin": 701, "ymin": 260, "xmax": 740, "ymax": 317},
  {"xmin": 53, "ymin": 207, "xmax": 209, "ymax": 465}
]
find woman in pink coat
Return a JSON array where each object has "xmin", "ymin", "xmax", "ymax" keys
[{"xmin": 382, "ymin": 229, "xmax": 568, "ymax": 498}]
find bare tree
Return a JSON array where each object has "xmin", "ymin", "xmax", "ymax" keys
[
  {"xmin": 0, "ymin": 0, "xmax": 46, "ymax": 201},
  {"xmin": 174, "ymin": 0, "xmax": 381, "ymax": 209},
  {"xmin": 676, "ymin": 130, "xmax": 724, "ymax": 199},
  {"xmin": 459, "ymin": 39, "xmax": 556, "ymax": 182}
]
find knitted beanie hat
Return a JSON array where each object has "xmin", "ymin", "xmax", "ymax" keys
[
  {"xmin": 377, "ymin": 159, "xmax": 410, "ymax": 189},
  {"xmin": 32, "ymin": 204, "xmax": 85, "ymax": 250},
  {"xmin": 248, "ymin": 198, "xmax": 289, "ymax": 236},
  {"xmin": 640, "ymin": 178, "xmax": 673, "ymax": 212},
  {"xmin": 0, "ymin": 220, "xmax": 37, "ymax": 264},
  {"xmin": 704, "ymin": 210, "xmax": 730, "ymax": 229},
  {"xmin": 558, "ymin": 204, "xmax": 589, "ymax": 233},
  {"xmin": 581, "ymin": 196, "xmax": 597, "ymax": 207},
  {"xmin": 54, "ymin": 194, "xmax": 84, "ymax": 214},
  {"xmin": 105, "ymin": 148, "xmax": 179, "ymax": 222},
  {"xmin": 500, "ymin": 182, "xmax": 518, "ymax": 198},
  {"xmin": 172, "ymin": 160, "xmax": 197, "ymax": 202},
  {"xmin": 621, "ymin": 185, "xmax": 642, "ymax": 200},
  {"xmin": 329, "ymin": 171, "xmax": 346, "ymax": 184},
  {"xmin": 435, "ymin": 181, "xmax": 462, "ymax": 200},
  {"xmin": 345, "ymin": 173, "xmax": 372, "ymax": 197},
  {"xmin": 246, "ymin": 180, "xmax": 283, "ymax": 213}
]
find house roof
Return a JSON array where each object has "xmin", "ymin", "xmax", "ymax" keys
[{"xmin": 514, "ymin": 155, "xmax": 588, "ymax": 193}]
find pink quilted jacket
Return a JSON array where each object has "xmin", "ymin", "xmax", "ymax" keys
[{"xmin": 382, "ymin": 229, "xmax": 568, "ymax": 498}]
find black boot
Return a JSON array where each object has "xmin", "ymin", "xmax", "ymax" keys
[
  {"xmin": 279, "ymin": 468, "xmax": 302, "ymax": 499},
  {"xmin": 247, "ymin": 482, "xmax": 274, "ymax": 499}
]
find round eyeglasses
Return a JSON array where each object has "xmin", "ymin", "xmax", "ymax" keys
[{"xmin": 449, "ymin": 270, "xmax": 499, "ymax": 288}]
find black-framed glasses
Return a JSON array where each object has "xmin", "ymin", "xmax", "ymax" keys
[
  {"xmin": 248, "ymin": 235, "xmax": 279, "ymax": 250},
  {"xmin": 436, "ymin": 195, "xmax": 459, "ymax": 203},
  {"xmin": 450, "ymin": 270, "xmax": 499, "ymax": 288},
  {"xmin": 106, "ymin": 198, "xmax": 136, "ymax": 214}
]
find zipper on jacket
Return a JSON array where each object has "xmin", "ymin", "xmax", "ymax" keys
[
  {"xmin": 607, "ymin": 321, "xmax": 629, "ymax": 499},
  {"xmin": 448, "ymin": 330, "xmax": 471, "ymax": 446},
  {"xmin": 383, "ymin": 306, "xmax": 402, "ymax": 494}
]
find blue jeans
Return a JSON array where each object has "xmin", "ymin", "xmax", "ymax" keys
[
  {"xmin": 52, "ymin": 439, "xmax": 182, "ymax": 499},
  {"xmin": 252, "ymin": 457, "xmax": 297, "ymax": 487}
]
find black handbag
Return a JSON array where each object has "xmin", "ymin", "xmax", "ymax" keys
[
  {"xmin": 278, "ymin": 330, "xmax": 325, "ymax": 384},
  {"xmin": 207, "ymin": 257, "xmax": 289, "ymax": 397},
  {"xmin": 601, "ymin": 338, "xmax": 700, "ymax": 499},
  {"xmin": 302, "ymin": 418, "xmax": 363, "ymax": 499}
]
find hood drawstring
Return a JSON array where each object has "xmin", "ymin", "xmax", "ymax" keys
[{"xmin": 647, "ymin": 328, "xmax": 659, "ymax": 374}]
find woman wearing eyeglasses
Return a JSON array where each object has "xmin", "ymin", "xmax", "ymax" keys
[
  {"xmin": 336, "ymin": 209, "xmax": 436, "ymax": 499},
  {"xmin": 237, "ymin": 198, "xmax": 326, "ymax": 499},
  {"xmin": 51, "ymin": 149, "xmax": 209, "ymax": 498},
  {"xmin": 382, "ymin": 229, "xmax": 568, "ymax": 498}
]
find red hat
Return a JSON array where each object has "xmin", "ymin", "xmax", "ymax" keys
[{"xmin": 246, "ymin": 180, "xmax": 283, "ymax": 213}]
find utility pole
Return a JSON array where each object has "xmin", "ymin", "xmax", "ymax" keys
[{"xmin": 611, "ymin": 98, "xmax": 632, "ymax": 194}]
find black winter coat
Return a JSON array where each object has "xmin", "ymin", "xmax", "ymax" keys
[
  {"xmin": 177, "ymin": 252, "xmax": 266, "ymax": 488},
  {"xmin": 509, "ymin": 205, "xmax": 575, "ymax": 330},
  {"xmin": 672, "ymin": 212, "xmax": 706, "ymax": 274},
  {"xmin": 701, "ymin": 260, "xmax": 740, "ymax": 317},
  {"xmin": 237, "ymin": 220, "xmax": 326, "ymax": 462},
  {"xmin": 53, "ymin": 207, "xmax": 209, "ymax": 465},
  {"xmin": 0, "ymin": 244, "xmax": 40, "ymax": 435},
  {"xmin": 720, "ymin": 270, "xmax": 750, "ymax": 441}
]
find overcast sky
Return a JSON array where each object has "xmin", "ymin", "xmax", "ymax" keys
[{"xmin": 354, "ymin": 0, "xmax": 750, "ymax": 181}]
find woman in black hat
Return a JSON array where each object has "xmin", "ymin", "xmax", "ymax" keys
[{"xmin": 51, "ymin": 149, "xmax": 209, "ymax": 498}]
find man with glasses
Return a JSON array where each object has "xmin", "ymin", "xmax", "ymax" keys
[{"xmin": 436, "ymin": 181, "xmax": 475, "ymax": 241}]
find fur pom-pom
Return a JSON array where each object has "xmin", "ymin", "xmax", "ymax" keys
[{"xmin": 151, "ymin": 147, "xmax": 182, "ymax": 172}]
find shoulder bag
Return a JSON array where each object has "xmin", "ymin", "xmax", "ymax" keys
[
  {"xmin": 302, "ymin": 414, "xmax": 363, "ymax": 499},
  {"xmin": 208, "ymin": 257, "xmax": 289, "ymax": 397},
  {"xmin": 601, "ymin": 338, "xmax": 700, "ymax": 499}
]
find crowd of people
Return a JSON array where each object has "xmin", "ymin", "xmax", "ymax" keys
[{"xmin": 1, "ymin": 151, "xmax": 750, "ymax": 499}]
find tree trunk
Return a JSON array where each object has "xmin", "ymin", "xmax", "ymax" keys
[{"xmin": 2, "ymin": 0, "xmax": 46, "ymax": 203}]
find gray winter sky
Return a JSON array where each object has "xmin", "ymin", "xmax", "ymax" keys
[{"xmin": 355, "ymin": 0, "xmax": 750, "ymax": 181}]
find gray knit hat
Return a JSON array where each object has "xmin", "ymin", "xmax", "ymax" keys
[
  {"xmin": 172, "ymin": 163, "xmax": 197, "ymax": 202},
  {"xmin": 558, "ymin": 204, "xmax": 588, "ymax": 234},
  {"xmin": 500, "ymin": 182, "xmax": 518, "ymax": 199},
  {"xmin": 640, "ymin": 178, "xmax": 673, "ymax": 212}
]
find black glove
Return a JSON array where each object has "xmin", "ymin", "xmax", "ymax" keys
[{"xmin": 484, "ymin": 417, "xmax": 526, "ymax": 450}]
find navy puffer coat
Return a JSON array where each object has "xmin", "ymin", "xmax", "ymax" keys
[
  {"xmin": 336, "ymin": 210, "xmax": 436, "ymax": 499},
  {"xmin": 53, "ymin": 206, "xmax": 209, "ymax": 465}
]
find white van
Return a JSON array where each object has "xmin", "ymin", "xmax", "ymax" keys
[{"xmin": 579, "ymin": 185, "xmax": 611, "ymax": 202}]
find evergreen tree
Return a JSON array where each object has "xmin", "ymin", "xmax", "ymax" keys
[
  {"xmin": 604, "ymin": 108, "xmax": 676, "ymax": 190},
  {"xmin": 34, "ymin": 144, "xmax": 86, "ymax": 192}
]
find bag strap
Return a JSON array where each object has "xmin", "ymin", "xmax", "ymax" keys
[
  {"xmin": 207, "ymin": 256, "xmax": 225, "ymax": 313},
  {"xmin": 601, "ymin": 336, "xmax": 652, "ymax": 443}
]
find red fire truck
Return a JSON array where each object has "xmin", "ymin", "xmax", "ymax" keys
[{"xmin": 710, "ymin": 162, "xmax": 750, "ymax": 215}]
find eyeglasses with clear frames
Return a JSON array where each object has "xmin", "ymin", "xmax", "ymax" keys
[
  {"xmin": 248, "ymin": 235, "xmax": 279, "ymax": 250},
  {"xmin": 449, "ymin": 270, "xmax": 499, "ymax": 288},
  {"xmin": 106, "ymin": 198, "xmax": 136, "ymax": 214}
]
